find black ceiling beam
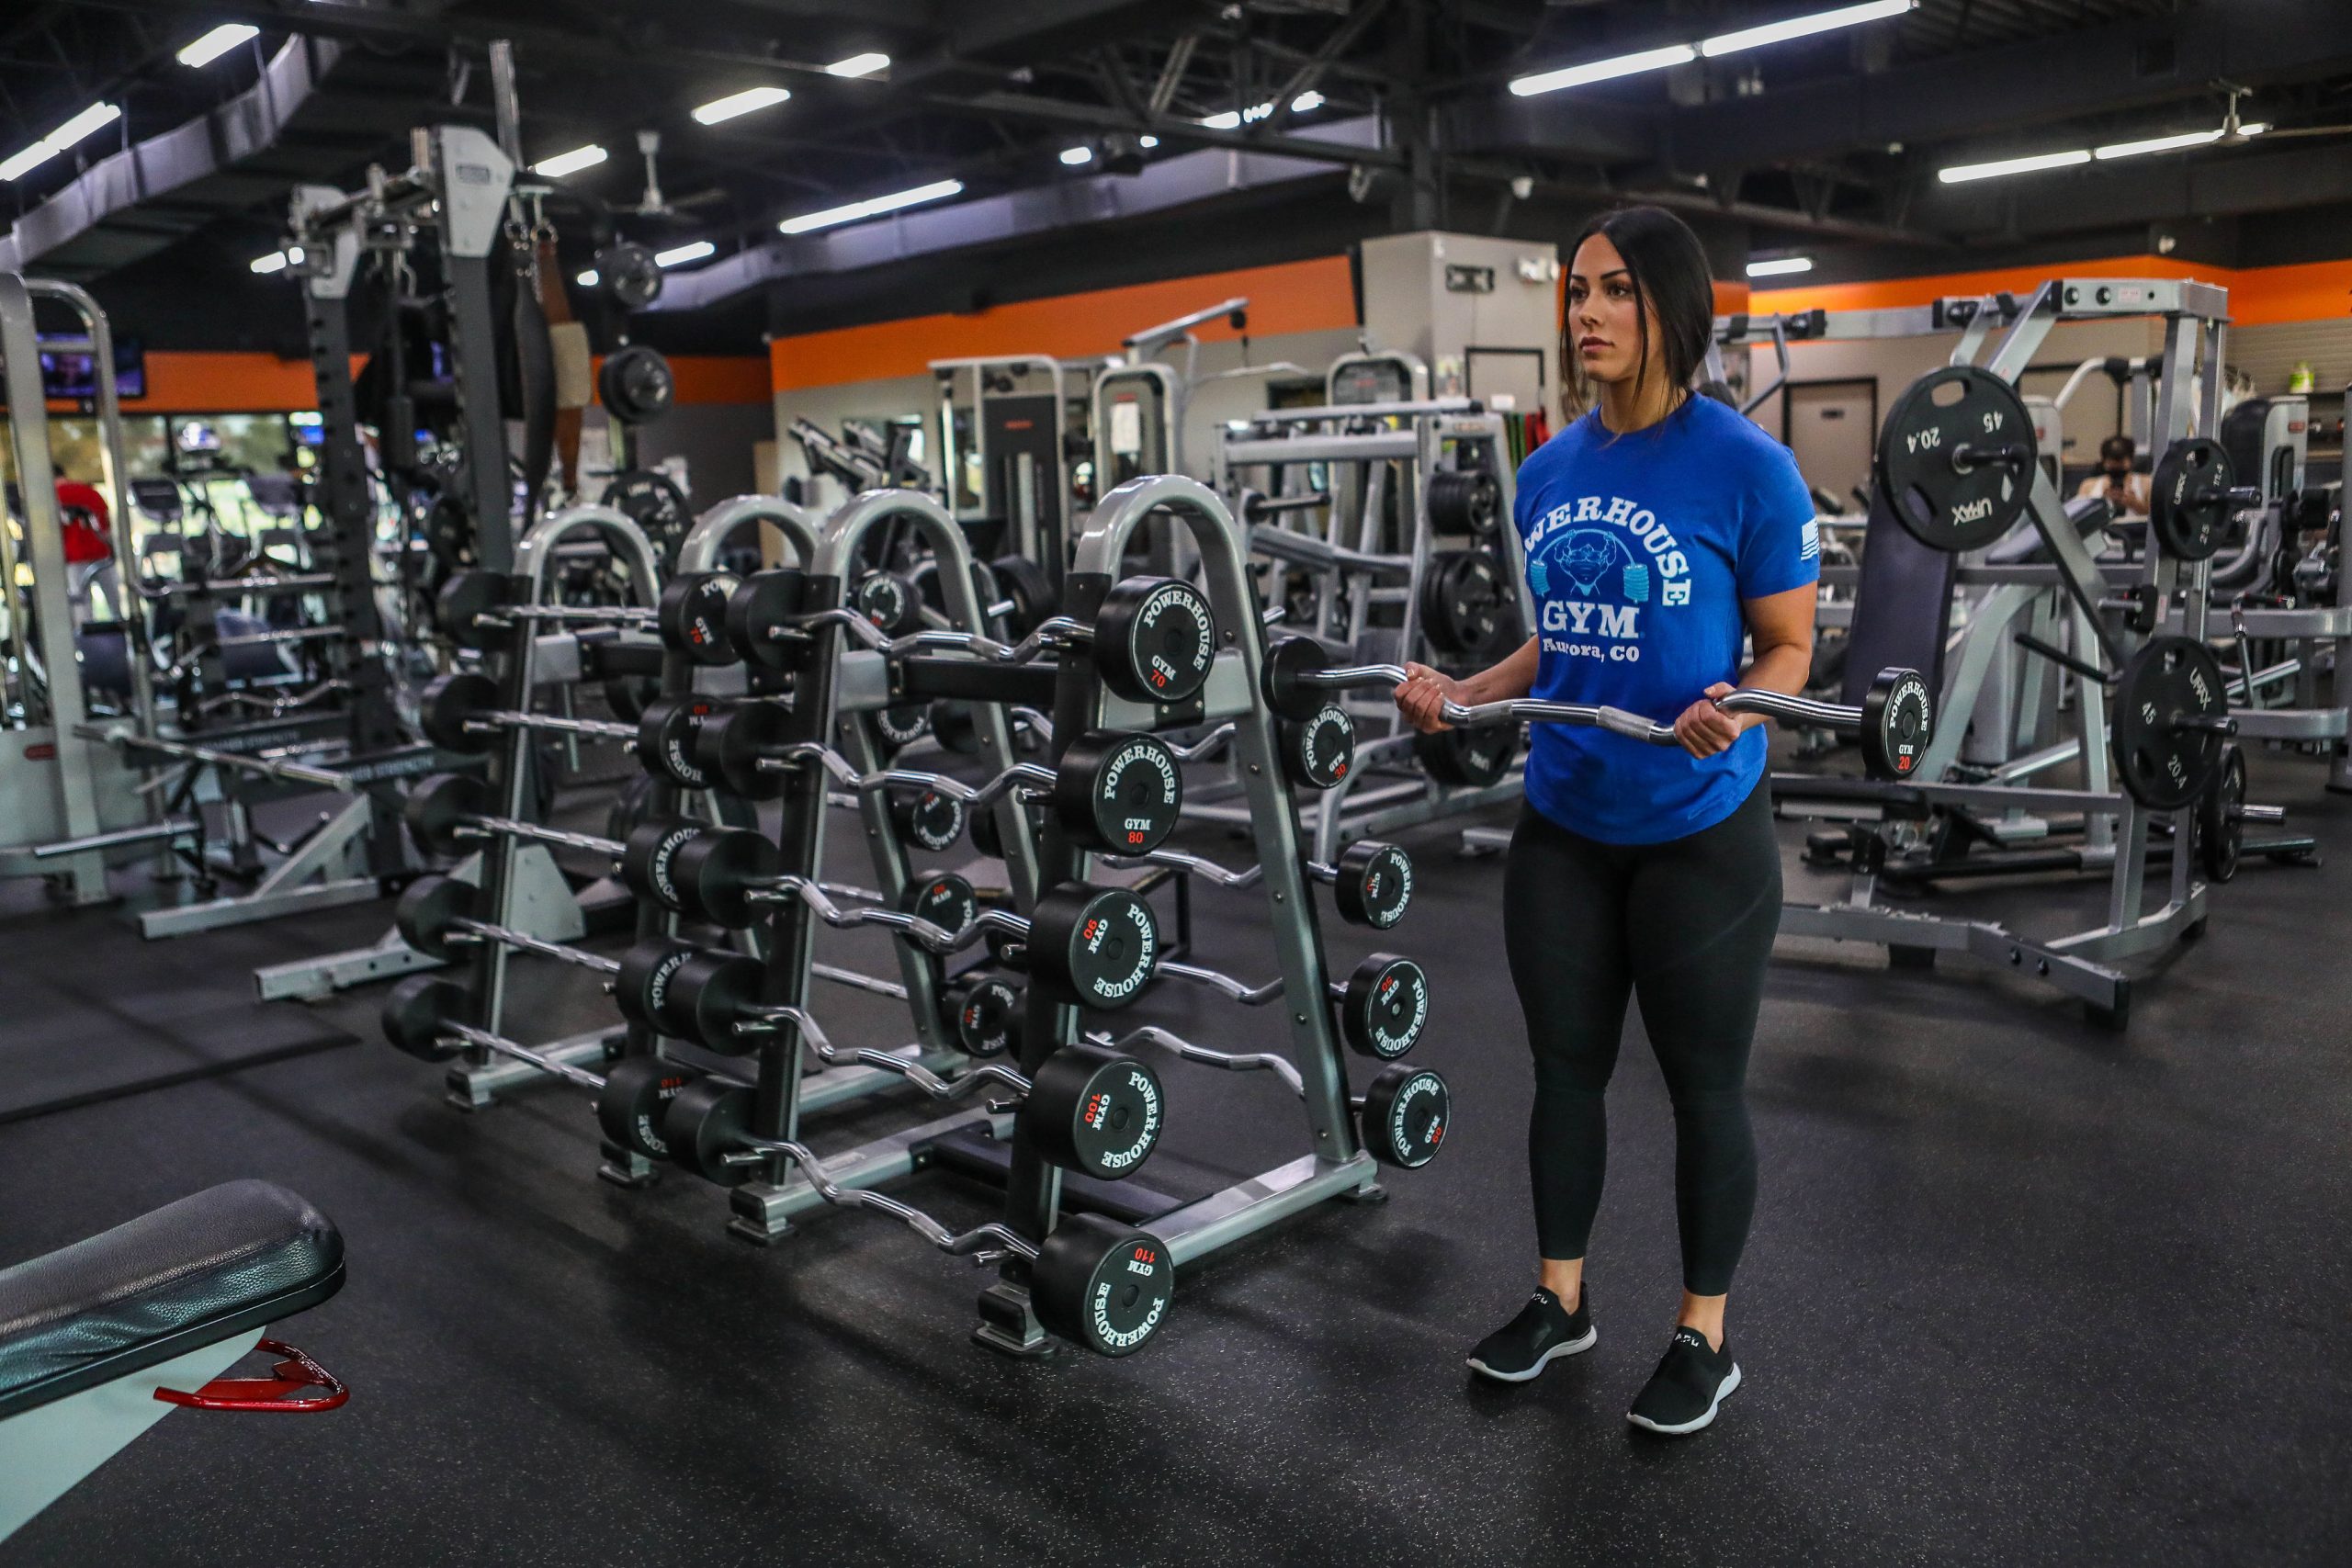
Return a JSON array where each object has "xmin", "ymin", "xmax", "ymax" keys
[
  {"xmin": 925, "ymin": 88, "xmax": 1408, "ymax": 167},
  {"xmin": 66, "ymin": 0, "xmax": 850, "ymax": 84}
]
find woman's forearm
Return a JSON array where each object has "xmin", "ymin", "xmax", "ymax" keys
[
  {"xmin": 1737, "ymin": 638, "xmax": 1812, "ymax": 699},
  {"xmin": 1459, "ymin": 637, "xmax": 1540, "ymax": 705}
]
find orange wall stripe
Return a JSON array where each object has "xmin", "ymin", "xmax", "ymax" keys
[
  {"xmin": 35, "ymin": 352, "xmax": 771, "ymax": 416},
  {"xmin": 769, "ymin": 255, "xmax": 1359, "ymax": 394},
  {"xmin": 1752, "ymin": 255, "xmax": 2352, "ymax": 329}
]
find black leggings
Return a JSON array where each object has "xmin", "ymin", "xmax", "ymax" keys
[{"xmin": 1500, "ymin": 783, "xmax": 1781, "ymax": 1296}]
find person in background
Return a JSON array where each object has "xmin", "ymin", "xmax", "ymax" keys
[{"xmin": 2077, "ymin": 434, "xmax": 2152, "ymax": 517}]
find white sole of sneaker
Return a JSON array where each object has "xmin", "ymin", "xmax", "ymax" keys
[
  {"xmin": 1626, "ymin": 1361, "xmax": 1742, "ymax": 1434},
  {"xmin": 1464, "ymin": 1325, "xmax": 1598, "ymax": 1383}
]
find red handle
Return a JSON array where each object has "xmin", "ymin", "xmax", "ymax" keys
[{"xmin": 154, "ymin": 1339, "xmax": 348, "ymax": 1413}]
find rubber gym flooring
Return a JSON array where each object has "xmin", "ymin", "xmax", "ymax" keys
[{"xmin": 3, "ymin": 751, "xmax": 2348, "ymax": 1567}]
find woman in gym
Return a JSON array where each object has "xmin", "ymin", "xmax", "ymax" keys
[{"xmin": 1394, "ymin": 206, "xmax": 1818, "ymax": 1436}]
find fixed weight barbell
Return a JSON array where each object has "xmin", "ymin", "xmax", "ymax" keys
[
  {"xmin": 1260, "ymin": 635, "xmax": 1935, "ymax": 782},
  {"xmin": 379, "ymin": 975, "xmax": 695, "ymax": 1161}
]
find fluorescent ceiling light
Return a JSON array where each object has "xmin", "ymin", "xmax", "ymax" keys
[
  {"xmin": 1059, "ymin": 145, "xmax": 1094, "ymax": 165},
  {"xmin": 655, "ymin": 240, "xmax": 716, "ymax": 267},
  {"xmin": 693, "ymin": 85, "xmax": 790, "ymax": 125},
  {"xmin": 1702, "ymin": 1, "xmax": 1914, "ymax": 58},
  {"xmin": 2095, "ymin": 123, "xmax": 2264, "ymax": 160},
  {"xmin": 779, "ymin": 177, "xmax": 964, "ymax": 235},
  {"xmin": 0, "ymin": 101, "xmax": 121, "ymax": 181},
  {"xmin": 576, "ymin": 269, "xmax": 599, "ymax": 287},
  {"xmin": 250, "ymin": 247, "xmax": 302, "ymax": 275},
  {"xmin": 826, "ymin": 52, "xmax": 889, "ymax": 78},
  {"xmin": 1747, "ymin": 256, "xmax": 1814, "ymax": 277},
  {"xmin": 1510, "ymin": 44, "xmax": 1696, "ymax": 97},
  {"xmin": 1938, "ymin": 147, "xmax": 2090, "ymax": 183},
  {"xmin": 1198, "ymin": 92, "xmax": 1329, "ymax": 130},
  {"xmin": 177, "ymin": 23, "xmax": 258, "ymax": 68},
  {"xmin": 531, "ymin": 143, "xmax": 607, "ymax": 177}
]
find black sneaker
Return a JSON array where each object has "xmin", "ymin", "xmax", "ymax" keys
[
  {"xmin": 1465, "ymin": 1287, "xmax": 1596, "ymax": 1382},
  {"xmin": 1626, "ymin": 1325, "xmax": 1742, "ymax": 1435}
]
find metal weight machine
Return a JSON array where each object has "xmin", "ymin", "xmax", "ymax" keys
[{"xmin": 1203, "ymin": 395, "xmax": 1525, "ymax": 863}]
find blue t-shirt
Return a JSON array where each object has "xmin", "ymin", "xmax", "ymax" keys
[{"xmin": 1512, "ymin": 394, "xmax": 1819, "ymax": 844}]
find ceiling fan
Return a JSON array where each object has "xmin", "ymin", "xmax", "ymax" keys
[{"xmin": 2211, "ymin": 83, "xmax": 2352, "ymax": 145}]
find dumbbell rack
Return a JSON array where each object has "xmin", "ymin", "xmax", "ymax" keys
[
  {"xmin": 978, "ymin": 474, "xmax": 1423, "ymax": 1359},
  {"xmin": 1203, "ymin": 400, "xmax": 1530, "ymax": 863},
  {"xmin": 258, "ymin": 505, "xmax": 655, "ymax": 1008},
  {"xmin": 716, "ymin": 490, "xmax": 1046, "ymax": 1240}
]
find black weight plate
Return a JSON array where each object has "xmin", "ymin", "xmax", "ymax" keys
[
  {"xmin": 1029, "ymin": 883, "xmax": 1159, "ymax": 1010},
  {"xmin": 598, "ymin": 345, "xmax": 675, "ymax": 426},
  {"xmin": 890, "ymin": 788, "xmax": 966, "ymax": 853},
  {"xmin": 969, "ymin": 798, "xmax": 1006, "ymax": 862},
  {"xmin": 1340, "ymin": 953, "xmax": 1428, "ymax": 1060},
  {"xmin": 1030, "ymin": 1213, "xmax": 1173, "ymax": 1357},
  {"xmin": 2199, "ymin": 743, "xmax": 2246, "ymax": 885},
  {"xmin": 1332, "ymin": 840, "xmax": 1413, "ymax": 930},
  {"xmin": 1428, "ymin": 468, "xmax": 1501, "ymax": 537},
  {"xmin": 662, "ymin": 1077, "xmax": 757, "ymax": 1187},
  {"xmin": 2109, "ymin": 634, "xmax": 2230, "ymax": 812},
  {"xmin": 899, "ymin": 872, "xmax": 979, "ymax": 944},
  {"xmin": 1261, "ymin": 633, "xmax": 1336, "ymax": 723},
  {"xmin": 1025, "ymin": 1042, "xmax": 1164, "ymax": 1179},
  {"xmin": 1420, "ymin": 550, "xmax": 1509, "ymax": 657},
  {"xmin": 1052, "ymin": 730, "xmax": 1183, "ymax": 855},
  {"xmin": 2150, "ymin": 437, "xmax": 2233, "ymax": 562},
  {"xmin": 619, "ymin": 818, "xmax": 703, "ymax": 913},
  {"xmin": 928, "ymin": 699, "xmax": 980, "ymax": 756},
  {"xmin": 604, "ymin": 773, "xmax": 655, "ymax": 850},
  {"xmin": 599, "ymin": 468, "xmax": 690, "ymax": 571},
  {"xmin": 596, "ymin": 1057, "xmax": 692, "ymax": 1161},
  {"xmin": 944, "ymin": 974, "xmax": 1023, "ymax": 1057},
  {"xmin": 1279, "ymin": 704, "xmax": 1356, "ymax": 789},
  {"xmin": 635, "ymin": 696, "xmax": 718, "ymax": 789},
  {"xmin": 1875, "ymin": 366, "xmax": 2035, "ymax": 553},
  {"xmin": 669, "ymin": 827, "xmax": 781, "ymax": 929},
  {"xmin": 853, "ymin": 571, "xmax": 922, "ymax": 637},
  {"xmin": 989, "ymin": 554, "xmax": 1056, "ymax": 637},
  {"xmin": 1359, "ymin": 1062, "xmax": 1451, "ymax": 1169},
  {"xmin": 613, "ymin": 938, "xmax": 701, "ymax": 1037},
  {"xmin": 592, "ymin": 243, "xmax": 662, "ymax": 310},
  {"xmin": 1860, "ymin": 667, "xmax": 1935, "ymax": 781},
  {"xmin": 403, "ymin": 771, "xmax": 491, "ymax": 858},
  {"xmin": 381, "ymin": 976, "xmax": 469, "ymax": 1063},
  {"xmin": 657, "ymin": 572, "xmax": 739, "ymax": 666},
  {"xmin": 1413, "ymin": 725, "xmax": 1514, "ymax": 788},
  {"xmin": 1094, "ymin": 577, "xmax": 1217, "ymax": 705},
  {"xmin": 696, "ymin": 701, "xmax": 791, "ymax": 802},
  {"xmin": 724, "ymin": 570, "xmax": 809, "ymax": 671},
  {"xmin": 393, "ymin": 874, "xmax": 479, "ymax": 961},
  {"xmin": 435, "ymin": 570, "xmax": 514, "ymax": 649},
  {"xmin": 667, "ymin": 949, "xmax": 765, "ymax": 1055},
  {"xmin": 420, "ymin": 671, "xmax": 501, "ymax": 754},
  {"xmin": 874, "ymin": 702, "xmax": 930, "ymax": 750}
]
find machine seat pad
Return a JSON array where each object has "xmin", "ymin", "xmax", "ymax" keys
[{"xmin": 0, "ymin": 1180, "xmax": 343, "ymax": 1420}]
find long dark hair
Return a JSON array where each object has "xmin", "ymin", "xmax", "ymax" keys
[{"xmin": 1562, "ymin": 205, "xmax": 1714, "ymax": 422}]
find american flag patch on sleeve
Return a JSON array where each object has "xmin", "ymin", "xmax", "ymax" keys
[{"xmin": 1800, "ymin": 518, "xmax": 1820, "ymax": 560}]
